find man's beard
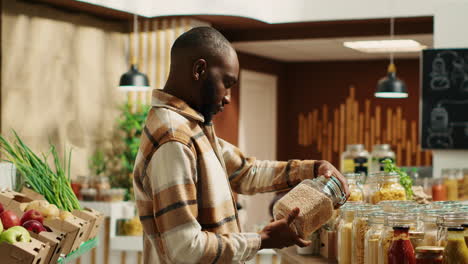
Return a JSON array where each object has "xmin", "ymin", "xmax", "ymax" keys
[{"xmin": 200, "ymin": 78, "xmax": 218, "ymax": 125}]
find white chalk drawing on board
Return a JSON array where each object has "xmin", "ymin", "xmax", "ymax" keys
[
  {"xmin": 427, "ymin": 99, "xmax": 468, "ymax": 148},
  {"xmin": 430, "ymin": 51, "xmax": 468, "ymax": 92}
]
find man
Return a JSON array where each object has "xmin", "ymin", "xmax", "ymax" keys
[{"xmin": 133, "ymin": 27, "xmax": 349, "ymax": 264}]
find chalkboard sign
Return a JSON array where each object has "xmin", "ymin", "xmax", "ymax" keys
[{"xmin": 421, "ymin": 48, "xmax": 468, "ymax": 149}]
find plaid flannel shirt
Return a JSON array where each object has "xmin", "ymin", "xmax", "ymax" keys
[{"xmin": 133, "ymin": 89, "xmax": 316, "ymax": 264}]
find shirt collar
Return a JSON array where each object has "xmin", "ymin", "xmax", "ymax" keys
[{"xmin": 151, "ymin": 89, "xmax": 205, "ymax": 123}]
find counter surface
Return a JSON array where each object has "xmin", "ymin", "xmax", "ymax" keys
[{"xmin": 275, "ymin": 247, "xmax": 337, "ymax": 264}]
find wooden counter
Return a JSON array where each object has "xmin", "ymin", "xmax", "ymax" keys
[{"xmin": 275, "ymin": 247, "xmax": 337, "ymax": 264}]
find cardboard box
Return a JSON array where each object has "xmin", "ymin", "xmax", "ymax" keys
[
  {"xmin": 0, "ymin": 190, "xmax": 34, "ymax": 216},
  {"xmin": 0, "ymin": 237, "xmax": 50, "ymax": 264},
  {"xmin": 44, "ymin": 216, "xmax": 88, "ymax": 255},
  {"xmin": 72, "ymin": 208, "xmax": 104, "ymax": 241},
  {"xmin": 30, "ymin": 228, "xmax": 67, "ymax": 264},
  {"xmin": 319, "ymin": 229, "xmax": 337, "ymax": 260}
]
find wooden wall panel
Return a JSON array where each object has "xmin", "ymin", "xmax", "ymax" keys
[{"xmin": 287, "ymin": 59, "xmax": 432, "ymax": 167}]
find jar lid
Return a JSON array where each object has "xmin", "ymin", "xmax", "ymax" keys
[
  {"xmin": 415, "ymin": 246, "xmax": 444, "ymax": 253},
  {"xmin": 409, "ymin": 231, "xmax": 425, "ymax": 239},
  {"xmin": 393, "ymin": 225, "xmax": 410, "ymax": 230},
  {"xmin": 447, "ymin": 226, "xmax": 465, "ymax": 232}
]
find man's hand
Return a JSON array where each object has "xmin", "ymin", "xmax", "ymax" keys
[
  {"xmin": 314, "ymin": 160, "xmax": 350, "ymax": 207},
  {"xmin": 259, "ymin": 208, "xmax": 311, "ymax": 249}
]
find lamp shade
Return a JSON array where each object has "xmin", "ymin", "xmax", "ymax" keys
[
  {"xmin": 119, "ymin": 64, "xmax": 150, "ymax": 92},
  {"xmin": 375, "ymin": 64, "xmax": 408, "ymax": 98}
]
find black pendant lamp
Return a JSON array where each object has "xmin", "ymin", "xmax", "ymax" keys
[
  {"xmin": 375, "ymin": 17, "xmax": 408, "ymax": 99},
  {"xmin": 119, "ymin": 14, "xmax": 150, "ymax": 92}
]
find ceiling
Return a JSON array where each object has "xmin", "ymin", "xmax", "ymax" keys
[{"xmin": 232, "ymin": 34, "xmax": 433, "ymax": 62}]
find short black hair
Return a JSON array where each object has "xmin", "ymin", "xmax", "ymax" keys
[{"xmin": 170, "ymin": 27, "xmax": 231, "ymax": 61}]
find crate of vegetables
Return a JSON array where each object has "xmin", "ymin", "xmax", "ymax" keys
[
  {"xmin": 72, "ymin": 208, "xmax": 104, "ymax": 241},
  {"xmin": 0, "ymin": 190, "xmax": 89, "ymax": 257}
]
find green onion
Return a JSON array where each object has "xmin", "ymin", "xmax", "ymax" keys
[{"xmin": 0, "ymin": 130, "xmax": 81, "ymax": 211}]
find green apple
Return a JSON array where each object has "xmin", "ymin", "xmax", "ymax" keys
[{"xmin": 0, "ymin": 226, "xmax": 31, "ymax": 244}]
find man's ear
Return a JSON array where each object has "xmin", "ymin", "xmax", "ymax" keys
[{"xmin": 192, "ymin": 59, "xmax": 207, "ymax": 81}]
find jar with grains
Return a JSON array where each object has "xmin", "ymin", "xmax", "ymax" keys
[
  {"xmin": 388, "ymin": 226, "xmax": 416, "ymax": 264},
  {"xmin": 463, "ymin": 224, "xmax": 468, "ymax": 246},
  {"xmin": 442, "ymin": 169, "xmax": 459, "ymax": 201},
  {"xmin": 352, "ymin": 205, "xmax": 381, "ymax": 264},
  {"xmin": 363, "ymin": 173, "xmax": 380, "ymax": 204},
  {"xmin": 463, "ymin": 168, "xmax": 468, "ymax": 200},
  {"xmin": 337, "ymin": 206, "xmax": 357, "ymax": 264},
  {"xmin": 273, "ymin": 176, "xmax": 346, "ymax": 238},
  {"xmin": 371, "ymin": 172, "xmax": 406, "ymax": 204},
  {"xmin": 421, "ymin": 209, "xmax": 447, "ymax": 247},
  {"xmin": 415, "ymin": 246, "xmax": 444, "ymax": 264},
  {"xmin": 436, "ymin": 212, "xmax": 468, "ymax": 247},
  {"xmin": 442, "ymin": 227, "xmax": 468, "ymax": 263},
  {"xmin": 369, "ymin": 144, "xmax": 395, "ymax": 174},
  {"xmin": 344, "ymin": 173, "xmax": 364, "ymax": 202},
  {"xmin": 340, "ymin": 144, "xmax": 370, "ymax": 175},
  {"xmin": 364, "ymin": 212, "xmax": 386, "ymax": 264},
  {"xmin": 379, "ymin": 213, "xmax": 421, "ymax": 264}
]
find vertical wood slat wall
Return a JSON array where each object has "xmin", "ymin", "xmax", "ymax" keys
[
  {"xmin": 298, "ymin": 86, "xmax": 432, "ymax": 167},
  {"xmin": 126, "ymin": 17, "xmax": 208, "ymax": 112}
]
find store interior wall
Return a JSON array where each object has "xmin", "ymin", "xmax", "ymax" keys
[
  {"xmin": 1, "ymin": 0, "xmax": 127, "ymax": 178},
  {"xmin": 278, "ymin": 59, "xmax": 427, "ymax": 167}
]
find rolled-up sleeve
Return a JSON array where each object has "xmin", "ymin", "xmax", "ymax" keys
[
  {"xmin": 218, "ymin": 138, "xmax": 316, "ymax": 195},
  {"xmin": 142, "ymin": 141, "xmax": 261, "ymax": 263}
]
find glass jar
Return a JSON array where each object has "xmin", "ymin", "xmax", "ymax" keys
[
  {"xmin": 415, "ymin": 246, "xmax": 444, "ymax": 264},
  {"xmin": 337, "ymin": 207, "xmax": 355, "ymax": 264},
  {"xmin": 352, "ymin": 206, "xmax": 381, "ymax": 264},
  {"xmin": 431, "ymin": 200, "xmax": 458, "ymax": 209},
  {"xmin": 442, "ymin": 169, "xmax": 459, "ymax": 201},
  {"xmin": 344, "ymin": 173, "xmax": 364, "ymax": 202},
  {"xmin": 379, "ymin": 213, "xmax": 420, "ymax": 264},
  {"xmin": 463, "ymin": 224, "xmax": 468, "ymax": 246},
  {"xmin": 273, "ymin": 176, "xmax": 346, "ymax": 238},
  {"xmin": 363, "ymin": 172, "xmax": 380, "ymax": 204},
  {"xmin": 93, "ymin": 176, "xmax": 111, "ymax": 201},
  {"xmin": 421, "ymin": 209, "xmax": 447, "ymax": 247},
  {"xmin": 341, "ymin": 144, "xmax": 370, "ymax": 175},
  {"xmin": 80, "ymin": 188, "xmax": 97, "ymax": 201},
  {"xmin": 388, "ymin": 226, "xmax": 416, "ymax": 264},
  {"xmin": 442, "ymin": 227, "xmax": 468, "ymax": 263},
  {"xmin": 364, "ymin": 212, "xmax": 386, "ymax": 264},
  {"xmin": 437, "ymin": 212, "xmax": 468, "ymax": 247},
  {"xmin": 371, "ymin": 172, "xmax": 406, "ymax": 204},
  {"xmin": 369, "ymin": 144, "xmax": 395, "ymax": 174},
  {"xmin": 431, "ymin": 179, "xmax": 447, "ymax": 201},
  {"xmin": 463, "ymin": 168, "xmax": 468, "ymax": 200}
]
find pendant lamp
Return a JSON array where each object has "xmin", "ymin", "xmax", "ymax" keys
[
  {"xmin": 375, "ymin": 17, "xmax": 408, "ymax": 98},
  {"xmin": 119, "ymin": 14, "xmax": 150, "ymax": 92}
]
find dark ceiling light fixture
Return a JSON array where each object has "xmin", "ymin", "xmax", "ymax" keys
[
  {"xmin": 119, "ymin": 14, "xmax": 150, "ymax": 92},
  {"xmin": 375, "ymin": 17, "xmax": 408, "ymax": 99}
]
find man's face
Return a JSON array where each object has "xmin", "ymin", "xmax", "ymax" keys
[{"xmin": 199, "ymin": 48, "xmax": 239, "ymax": 124}]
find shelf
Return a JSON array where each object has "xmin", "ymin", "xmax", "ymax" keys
[
  {"xmin": 57, "ymin": 238, "xmax": 99, "ymax": 264},
  {"xmin": 110, "ymin": 236, "xmax": 143, "ymax": 251}
]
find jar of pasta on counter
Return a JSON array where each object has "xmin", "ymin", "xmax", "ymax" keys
[
  {"xmin": 352, "ymin": 205, "xmax": 381, "ymax": 264},
  {"xmin": 371, "ymin": 172, "xmax": 406, "ymax": 204},
  {"xmin": 344, "ymin": 173, "xmax": 364, "ymax": 202},
  {"xmin": 364, "ymin": 212, "xmax": 386, "ymax": 264},
  {"xmin": 337, "ymin": 206, "xmax": 357, "ymax": 264}
]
